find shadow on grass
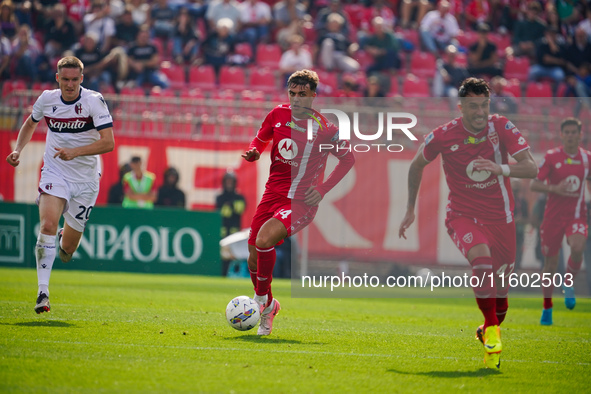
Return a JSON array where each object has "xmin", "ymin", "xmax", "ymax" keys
[
  {"xmin": 2, "ymin": 320, "xmax": 75, "ymax": 328},
  {"xmin": 224, "ymin": 336, "xmax": 324, "ymax": 345},
  {"xmin": 387, "ymin": 368, "xmax": 502, "ymax": 378}
]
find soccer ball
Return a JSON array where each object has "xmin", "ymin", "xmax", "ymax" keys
[{"xmin": 225, "ymin": 296, "xmax": 260, "ymax": 331}]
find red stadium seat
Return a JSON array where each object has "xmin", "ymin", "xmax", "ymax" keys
[
  {"xmin": 316, "ymin": 70, "xmax": 338, "ymax": 95},
  {"xmin": 456, "ymin": 30, "xmax": 478, "ymax": 48},
  {"xmin": 525, "ymin": 81, "xmax": 552, "ymax": 97},
  {"xmin": 504, "ymin": 78, "xmax": 522, "ymax": 98},
  {"xmin": 249, "ymin": 67, "xmax": 278, "ymax": 93},
  {"xmin": 344, "ymin": 4, "xmax": 365, "ymax": 28},
  {"xmin": 219, "ymin": 66, "xmax": 246, "ymax": 91},
  {"xmin": 409, "ymin": 51, "xmax": 436, "ymax": 79},
  {"xmin": 189, "ymin": 65, "xmax": 217, "ymax": 90},
  {"xmin": 256, "ymin": 44, "xmax": 282, "ymax": 69},
  {"xmin": 235, "ymin": 42, "xmax": 253, "ymax": 60},
  {"xmin": 504, "ymin": 57, "xmax": 530, "ymax": 81},
  {"xmin": 401, "ymin": 74, "xmax": 430, "ymax": 97},
  {"xmin": 120, "ymin": 87, "xmax": 147, "ymax": 113},
  {"xmin": 398, "ymin": 28, "xmax": 420, "ymax": 49},
  {"xmin": 179, "ymin": 88, "xmax": 205, "ymax": 114},
  {"xmin": 160, "ymin": 62, "xmax": 186, "ymax": 90},
  {"xmin": 149, "ymin": 86, "xmax": 177, "ymax": 113}
]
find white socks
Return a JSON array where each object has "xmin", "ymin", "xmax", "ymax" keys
[{"xmin": 36, "ymin": 233, "xmax": 56, "ymax": 296}]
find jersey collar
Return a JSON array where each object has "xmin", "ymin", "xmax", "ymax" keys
[{"xmin": 60, "ymin": 88, "xmax": 82, "ymax": 105}]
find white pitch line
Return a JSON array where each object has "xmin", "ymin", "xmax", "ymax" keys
[{"xmin": 7, "ymin": 338, "xmax": 590, "ymax": 367}]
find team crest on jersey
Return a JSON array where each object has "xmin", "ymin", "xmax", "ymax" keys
[
  {"xmin": 75, "ymin": 102, "xmax": 83, "ymax": 115},
  {"xmin": 462, "ymin": 232, "xmax": 473, "ymax": 244},
  {"xmin": 488, "ymin": 131, "xmax": 499, "ymax": 145},
  {"xmin": 278, "ymin": 138, "xmax": 298, "ymax": 159}
]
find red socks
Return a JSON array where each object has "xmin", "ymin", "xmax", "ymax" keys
[
  {"xmin": 471, "ymin": 256, "xmax": 499, "ymax": 329},
  {"xmin": 255, "ymin": 246, "xmax": 276, "ymax": 298}
]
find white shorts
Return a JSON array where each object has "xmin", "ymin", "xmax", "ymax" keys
[{"xmin": 37, "ymin": 167, "xmax": 100, "ymax": 232}]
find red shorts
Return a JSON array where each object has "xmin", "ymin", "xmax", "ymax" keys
[
  {"xmin": 445, "ymin": 212, "xmax": 516, "ymax": 276},
  {"xmin": 248, "ymin": 191, "xmax": 318, "ymax": 246},
  {"xmin": 540, "ymin": 218, "xmax": 588, "ymax": 257}
]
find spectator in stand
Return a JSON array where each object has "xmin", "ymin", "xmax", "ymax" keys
[
  {"xmin": 555, "ymin": 0, "xmax": 583, "ymax": 26},
  {"xmin": 546, "ymin": 3, "xmax": 572, "ymax": 38},
  {"xmin": 149, "ymin": 0, "xmax": 176, "ymax": 44},
  {"xmin": 202, "ymin": 17, "xmax": 235, "ymax": 75},
  {"xmin": 489, "ymin": 76, "xmax": 518, "ymax": 114},
  {"xmin": 156, "ymin": 167, "xmax": 186, "ymax": 208},
  {"xmin": 364, "ymin": 16, "xmax": 402, "ymax": 76},
  {"xmin": 128, "ymin": 0, "xmax": 150, "ymax": 27},
  {"xmin": 564, "ymin": 27, "xmax": 591, "ymax": 105},
  {"xmin": 317, "ymin": 13, "xmax": 359, "ymax": 72},
  {"xmin": 0, "ymin": 0, "xmax": 19, "ymax": 39},
  {"xmin": 510, "ymin": 1, "xmax": 546, "ymax": 59},
  {"xmin": 364, "ymin": 74, "xmax": 386, "ymax": 97},
  {"xmin": 0, "ymin": 28, "xmax": 10, "ymax": 80},
  {"xmin": 43, "ymin": 3, "xmax": 77, "ymax": 59},
  {"xmin": 10, "ymin": 24, "xmax": 41, "ymax": 80},
  {"xmin": 238, "ymin": 0, "xmax": 271, "ymax": 58},
  {"xmin": 83, "ymin": 1, "xmax": 116, "ymax": 54},
  {"xmin": 358, "ymin": 0, "xmax": 395, "ymax": 45},
  {"xmin": 577, "ymin": 8, "xmax": 591, "ymax": 38},
  {"xmin": 107, "ymin": 163, "xmax": 131, "ymax": 205},
  {"xmin": 273, "ymin": 0, "xmax": 308, "ymax": 50},
  {"xmin": 467, "ymin": 23, "xmax": 503, "ymax": 77},
  {"xmin": 278, "ymin": 34, "xmax": 312, "ymax": 84},
  {"xmin": 62, "ymin": 0, "xmax": 89, "ymax": 35},
  {"xmin": 114, "ymin": 7, "xmax": 139, "ymax": 49},
  {"xmin": 74, "ymin": 32, "xmax": 113, "ymax": 91},
  {"xmin": 314, "ymin": 0, "xmax": 350, "ymax": 39},
  {"xmin": 172, "ymin": 7, "xmax": 200, "ymax": 65},
  {"xmin": 528, "ymin": 26, "xmax": 566, "ymax": 84},
  {"xmin": 419, "ymin": 1, "xmax": 459, "ymax": 56},
  {"xmin": 127, "ymin": 25, "xmax": 169, "ymax": 88},
  {"xmin": 432, "ymin": 44, "xmax": 469, "ymax": 97},
  {"xmin": 465, "ymin": 0, "xmax": 490, "ymax": 30},
  {"xmin": 399, "ymin": 0, "xmax": 432, "ymax": 30},
  {"xmin": 206, "ymin": 0, "xmax": 241, "ymax": 33},
  {"xmin": 12, "ymin": 0, "xmax": 33, "ymax": 26}
]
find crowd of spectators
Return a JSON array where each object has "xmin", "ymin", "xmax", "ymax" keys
[{"xmin": 0, "ymin": 0, "xmax": 590, "ymax": 99}]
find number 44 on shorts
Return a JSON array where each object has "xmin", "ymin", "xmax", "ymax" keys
[{"xmin": 277, "ymin": 209, "xmax": 292, "ymax": 219}]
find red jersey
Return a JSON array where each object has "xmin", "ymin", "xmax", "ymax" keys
[
  {"xmin": 423, "ymin": 114, "xmax": 529, "ymax": 224},
  {"xmin": 248, "ymin": 104, "xmax": 354, "ymax": 200},
  {"xmin": 537, "ymin": 146, "xmax": 590, "ymax": 223}
]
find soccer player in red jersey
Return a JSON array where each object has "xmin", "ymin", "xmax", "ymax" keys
[
  {"xmin": 530, "ymin": 117, "xmax": 589, "ymax": 325},
  {"xmin": 398, "ymin": 78, "xmax": 538, "ymax": 368},
  {"xmin": 242, "ymin": 69, "xmax": 355, "ymax": 335}
]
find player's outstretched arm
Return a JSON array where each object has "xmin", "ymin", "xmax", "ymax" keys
[
  {"xmin": 472, "ymin": 149, "xmax": 538, "ymax": 178},
  {"xmin": 6, "ymin": 115, "xmax": 38, "ymax": 167},
  {"xmin": 53, "ymin": 127, "xmax": 114, "ymax": 161},
  {"xmin": 399, "ymin": 143, "xmax": 430, "ymax": 239},
  {"xmin": 530, "ymin": 178, "xmax": 577, "ymax": 197}
]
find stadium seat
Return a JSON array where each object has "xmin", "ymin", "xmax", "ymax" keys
[
  {"xmin": 240, "ymin": 90, "xmax": 267, "ymax": 119},
  {"xmin": 398, "ymin": 28, "xmax": 420, "ymax": 50},
  {"xmin": 344, "ymin": 4, "xmax": 365, "ymax": 28},
  {"xmin": 525, "ymin": 81, "xmax": 552, "ymax": 97},
  {"xmin": 456, "ymin": 30, "xmax": 479, "ymax": 49},
  {"xmin": 120, "ymin": 87, "xmax": 147, "ymax": 113},
  {"xmin": 409, "ymin": 51, "xmax": 436, "ymax": 79},
  {"xmin": 188, "ymin": 65, "xmax": 217, "ymax": 90},
  {"xmin": 213, "ymin": 89, "xmax": 238, "ymax": 117},
  {"xmin": 316, "ymin": 70, "xmax": 339, "ymax": 95},
  {"xmin": 401, "ymin": 74, "xmax": 430, "ymax": 97},
  {"xmin": 504, "ymin": 57, "xmax": 530, "ymax": 81},
  {"xmin": 504, "ymin": 78, "xmax": 522, "ymax": 98},
  {"xmin": 149, "ymin": 87, "xmax": 177, "ymax": 113},
  {"xmin": 179, "ymin": 88, "xmax": 205, "ymax": 114},
  {"xmin": 160, "ymin": 62, "xmax": 186, "ymax": 90},
  {"xmin": 219, "ymin": 66, "xmax": 247, "ymax": 91},
  {"xmin": 249, "ymin": 67, "xmax": 278, "ymax": 93},
  {"xmin": 235, "ymin": 43, "xmax": 253, "ymax": 60},
  {"xmin": 256, "ymin": 44, "xmax": 282, "ymax": 69}
]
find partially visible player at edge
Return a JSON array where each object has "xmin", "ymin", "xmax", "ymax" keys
[
  {"xmin": 398, "ymin": 78, "xmax": 538, "ymax": 369},
  {"xmin": 242, "ymin": 69, "xmax": 355, "ymax": 335},
  {"xmin": 5, "ymin": 56, "xmax": 115, "ymax": 314},
  {"xmin": 530, "ymin": 117, "xmax": 589, "ymax": 325}
]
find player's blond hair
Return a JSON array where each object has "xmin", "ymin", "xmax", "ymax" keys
[
  {"xmin": 287, "ymin": 69, "xmax": 319, "ymax": 92},
  {"xmin": 57, "ymin": 56, "xmax": 84, "ymax": 73}
]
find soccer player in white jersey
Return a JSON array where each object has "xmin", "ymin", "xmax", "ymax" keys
[
  {"xmin": 6, "ymin": 56, "xmax": 115, "ymax": 314},
  {"xmin": 398, "ymin": 78, "xmax": 538, "ymax": 368}
]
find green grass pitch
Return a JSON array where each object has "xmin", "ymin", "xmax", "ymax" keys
[{"xmin": 0, "ymin": 267, "xmax": 589, "ymax": 393}]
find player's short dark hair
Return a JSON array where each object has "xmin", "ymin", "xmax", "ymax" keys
[
  {"xmin": 130, "ymin": 156, "xmax": 142, "ymax": 163},
  {"xmin": 560, "ymin": 117, "xmax": 582, "ymax": 132},
  {"xmin": 458, "ymin": 77, "xmax": 490, "ymax": 98},
  {"xmin": 57, "ymin": 56, "xmax": 84, "ymax": 73},
  {"xmin": 287, "ymin": 69, "xmax": 319, "ymax": 92}
]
